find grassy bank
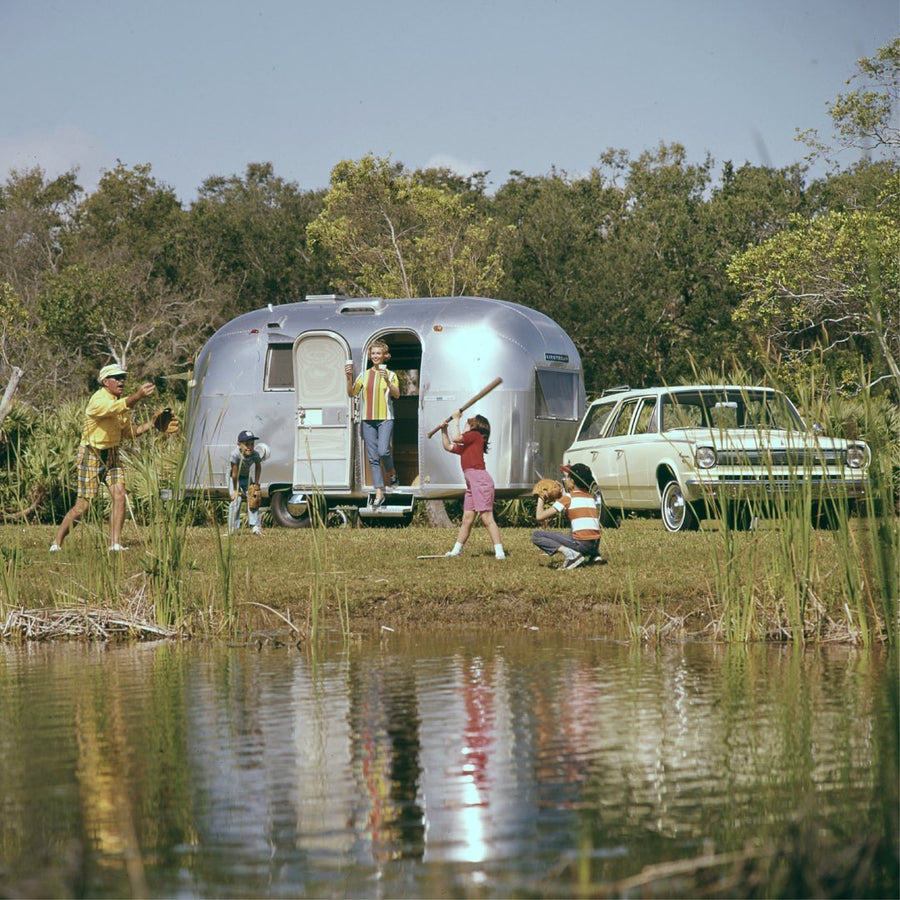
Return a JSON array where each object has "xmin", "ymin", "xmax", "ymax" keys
[{"xmin": 0, "ymin": 516, "xmax": 894, "ymax": 644}]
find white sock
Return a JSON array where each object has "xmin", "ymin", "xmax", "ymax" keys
[
  {"xmin": 494, "ymin": 543, "xmax": 505, "ymax": 558},
  {"xmin": 561, "ymin": 547, "xmax": 578, "ymax": 560},
  {"xmin": 450, "ymin": 541, "xmax": 463, "ymax": 555}
]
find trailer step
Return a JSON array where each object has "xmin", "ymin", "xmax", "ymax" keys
[{"xmin": 357, "ymin": 493, "xmax": 415, "ymax": 519}]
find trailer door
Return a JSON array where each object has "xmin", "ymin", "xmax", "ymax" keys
[{"xmin": 292, "ymin": 331, "xmax": 353, "ymax": 491}]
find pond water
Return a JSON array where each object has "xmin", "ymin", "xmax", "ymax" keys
[{"xmin": 0, "ymin": 633, "xmax": 895, "ymax": 898}]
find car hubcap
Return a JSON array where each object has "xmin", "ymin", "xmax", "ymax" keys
[{"xmin": 664, "ymin": 486, "xmax": 684, "ymax": 529}]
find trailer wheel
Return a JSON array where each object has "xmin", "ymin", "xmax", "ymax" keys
[
  {"xmin": 326, "ymin": 508, "xmax": 349, "ymax": 529},
  {"xmin": 269, "ymin": 491, "xmax": 312, "ymax": 529}
]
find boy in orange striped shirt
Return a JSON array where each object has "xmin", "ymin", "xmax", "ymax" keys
[{"xmin": 532, "ymin": 463, "xmax": 604, "ymax": 570}]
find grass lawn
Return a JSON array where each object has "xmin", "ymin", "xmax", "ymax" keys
[{"xmin": 1, "ymin": 515, "xmax": 890, "ymax": 644}]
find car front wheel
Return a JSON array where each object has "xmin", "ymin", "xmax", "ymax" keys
[{"xmin": 661, "ymin": 480, "xmax": 699, "ymax": 532}]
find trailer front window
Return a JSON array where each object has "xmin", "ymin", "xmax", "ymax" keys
[{"xmin": 535, "ymin": 370, "xmax": 580, "ymax": 420}]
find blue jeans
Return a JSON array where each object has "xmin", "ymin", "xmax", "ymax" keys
[
  {"xmin": 531, "ymin": 530, "xmax": 598, "ymax": 557},
  {"xmin": 362, "ymin": 419, "xmax": 395, "ymax": 489},
  {"xmin": 228, "ymin": 479, "xmax": 261, "ymax": 533}
]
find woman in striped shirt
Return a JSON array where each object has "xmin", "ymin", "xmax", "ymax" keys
[{"xmin": 345, "ymin": 340, "xmax": 400, "ymax": 507}]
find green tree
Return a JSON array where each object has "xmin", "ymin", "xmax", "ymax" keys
[
  {"xmin": 49, "ymin": 162, "xmax": 213, "ymax": 382},
  {"xmin": 0, "ymin": 168, "xmax": 82, "ymax": 402},
  {"xmin": 308, "ymin": 155, "xmax": 505, "ymax": 298},
  {"xmin": 493, "ymin": 145, "xmax": 791, "ymax": 391},
  {"xmin": 187, "ymin": 162, "xmax": 327, "ymax": 317},
  {"xmin": 0, "ymin": 167, "xmax": 81, "ymax": 300},
  {"xmin": 799, "ymin": 37, "xmax": 899, "ymax": 166},
  {"xmin": 729, "ymin": 39, "xmax": 900, "ymax": 396},
  {"xmin": 728, "ymin": 184, "xmax": 900, "ymax": 395},
  {"xmin": 0, "ymin": 281, "xmax": 34, "ymax": 426}
]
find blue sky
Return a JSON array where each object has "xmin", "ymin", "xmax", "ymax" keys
[{"xmin": 1, "ymin": 0, "xmax": 896, "ymax": 202}]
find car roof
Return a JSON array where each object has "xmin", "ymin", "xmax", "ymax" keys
[{"xmin": 590, "ymin": 385, "xmax": 776, "ymax": 404}]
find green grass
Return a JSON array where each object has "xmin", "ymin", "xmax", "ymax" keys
[{"xmin": 2, "ymin": 516, "xmax": 894, "ymax": 643}]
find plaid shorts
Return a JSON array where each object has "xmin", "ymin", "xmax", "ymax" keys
[{"xmin": 76, "ymin": 445, "xmax": 124, "ymax": 499}]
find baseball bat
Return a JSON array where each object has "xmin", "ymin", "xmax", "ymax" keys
[{"xmin": 426, "ymin": 377, "xmax": 503, "ymax": 438}]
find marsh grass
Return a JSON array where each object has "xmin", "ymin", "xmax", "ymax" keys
[
  {"xmin": 0, "ymin": 543, "xmax": 22, "ymax": 618},
  {"xmin": 690, "ymin": 371, "xmax": 898, "ymax": 646}
]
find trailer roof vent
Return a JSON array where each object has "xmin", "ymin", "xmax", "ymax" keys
[
  {"xmin": 267, "ymin": 316, "xmax": 286, "ymax": 329},
  {"xmin": 339, "ymin": 299, "xmax": 386, "ymax": 315},
  {"xmin": 305, "ymin": 293, "xmax": 351, "ymax": 302}
]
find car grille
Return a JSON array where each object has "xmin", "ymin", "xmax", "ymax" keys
[{"xmin": 715, "ymin": 448, "xmax": 845, "ymax": 467}]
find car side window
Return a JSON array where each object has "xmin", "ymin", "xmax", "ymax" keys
[
  {"xmin": 576, "ymin": 400, "xmax": 618, "ymax": 440},
  {"xmin": 632, "ymin": 398, "xmax": 658, "ymax": 434},
  {"xmin": 611, "ymin": 399, "xmax": 640, "ymax": 437}
]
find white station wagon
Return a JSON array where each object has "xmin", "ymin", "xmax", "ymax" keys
[{"xmin": 563, "ymin": 385, "xmax": 870, "ymax": 532}]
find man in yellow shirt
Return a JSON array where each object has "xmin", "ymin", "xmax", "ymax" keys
[{"xmin": 50, "ymin": 363, "xmax": 157, "ymax": 552}]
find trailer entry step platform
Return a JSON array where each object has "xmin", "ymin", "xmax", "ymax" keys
[{"xmin": 357, "ymin": 493, "xmax": 415, "ymax": 519}]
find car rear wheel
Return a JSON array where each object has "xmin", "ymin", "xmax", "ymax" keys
[
  {"xmin": 661, "ymin": 480, "xmax": 699, "ymax": 532},
  {"xmin": 725, "ymin": 502, "xmax": 753, "ymax": 531},
  {"xmin": 812, "ymin": 500, "xmax": 846, "ymax": 530}
]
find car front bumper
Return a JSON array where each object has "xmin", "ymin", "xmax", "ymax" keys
[{"xmin": 683, "ymin": 475, "xmax": 869, "ymax": 501}]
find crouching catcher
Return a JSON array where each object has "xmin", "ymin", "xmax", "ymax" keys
[{"xmin": 531, "ymin": 463, "xmax": 604, "ymax": 570}]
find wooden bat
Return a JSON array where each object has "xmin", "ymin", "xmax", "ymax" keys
[{"xmin": 426, "ymin": 377, "xmax": 503, "ymax": 438}]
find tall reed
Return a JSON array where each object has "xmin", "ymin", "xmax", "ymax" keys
[
  {"xmin": 128, "ymin": 419, "xmax": 193, "ymax": 627},
  {"xmin": 0, "ymin": 544, "xmax": 21, "ymax": 618}
]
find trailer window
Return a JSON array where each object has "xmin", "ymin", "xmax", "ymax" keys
[
  {"xmin": 265, "ymin": 345, "xmax": 293, "ymax": 390},
  {"xmin": 535, "ymin": 370, "xmax": 579, "ymax": 420}
]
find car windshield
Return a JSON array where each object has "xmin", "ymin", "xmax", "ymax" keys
[{"xmin": 661, "ymin": 389, "xmax": 805, "ymax": 433}]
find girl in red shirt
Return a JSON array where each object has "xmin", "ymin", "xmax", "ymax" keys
[{"xmin": 440, "ymin": 411, "xmax": 506, "ymax": 559}]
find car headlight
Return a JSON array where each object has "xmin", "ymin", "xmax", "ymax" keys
[
  {"xmin": 695, "ymin": 446, "xmax": 717, "ymax": 469},
  {"xmin": 846, "ymin": 444, "xmax": 866, "ymax": 468}
]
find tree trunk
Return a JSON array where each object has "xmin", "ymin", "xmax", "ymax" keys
[
  {"xmin": 0, "ymin": 366, "xmax": 23, "ymax": 430},
  {"xmin": 424, "ymin": 499, "xmax": 454, "ymax": 528}
]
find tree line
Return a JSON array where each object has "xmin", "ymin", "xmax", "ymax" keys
[{"xmin": 1, "ymin": 40, "xmax": 897, "ymax": 412}]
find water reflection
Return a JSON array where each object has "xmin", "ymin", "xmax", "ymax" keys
[{"xmin": 0, "ymin": 636, "xmax": 895, "ymax": 898}]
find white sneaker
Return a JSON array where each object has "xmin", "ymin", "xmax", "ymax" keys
[
  {"xmin": 495, "ymin": 551, "xmax": 506, "ymax": 560},
  {"xmin": 49, "ymin": 543, "xmax": 61, "ymax": 552},
  {"xmin": 108, "ymin": 543, "xmax": 129, "ymax": 552},
  {"xmin": 443, "ymin": 550, "xmax": 461, "ymax": 557},
  {"xmin": 252, "ymin": 526, "xmax": 263, "ymax": 536}
]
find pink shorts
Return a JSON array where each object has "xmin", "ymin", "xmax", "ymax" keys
[{"xmin": 463, "ymin": 468, "xmax": 495, "ymax": 512}]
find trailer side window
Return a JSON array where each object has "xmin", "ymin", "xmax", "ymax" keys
[
  {"xmin": 265, "ymin": 344, "xmax": 293, "ymax": 390},
  {"xmin": 535, "ymin": 370, "xmax": 579, "ymax": 420}
]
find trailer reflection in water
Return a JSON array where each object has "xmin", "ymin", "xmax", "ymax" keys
[{"xmin": 0, "ymin": 637, "xmax": 894, "ymax": 898}]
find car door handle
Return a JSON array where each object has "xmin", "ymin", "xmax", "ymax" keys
[{"xmin": 615, "ymin": 448, "xmax": 624, "ymax": 458}]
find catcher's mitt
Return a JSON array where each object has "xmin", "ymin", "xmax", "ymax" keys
[
  {"xmin": 152, "ymin": 408, "xmax": 180, "ymax": 435},
  {"xmin": 532, "ymin": 478, "xmax": 563, "ymax": 502},
  {"xmin": 247, "ymin": 483, "xmax": 262, "ymax": 511}
]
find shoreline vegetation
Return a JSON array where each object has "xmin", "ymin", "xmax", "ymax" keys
[{"xmin": 1, "ymin": 516, "xmax": 895, "ymax": 646}]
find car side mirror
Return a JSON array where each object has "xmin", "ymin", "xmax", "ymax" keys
[{"xmin": 812, "ymin": 423, "xmax": 825, "ymax": 436}]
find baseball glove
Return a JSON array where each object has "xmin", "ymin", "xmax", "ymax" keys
[
  {"xmin": 152, "ymin": 408, "xmax": 180, "ymax": 435},
  {"xmin": 532, "ymin": 478, "xmax": 563, "ymax": 502},
  {"xmin": 247, "ymin": 483, "xmax": 262, "ymax": 511}
]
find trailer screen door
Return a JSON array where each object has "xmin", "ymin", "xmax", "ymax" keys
[{"xmin": 292, "ymin": 332, "xmax": 353, "ymax": 490}]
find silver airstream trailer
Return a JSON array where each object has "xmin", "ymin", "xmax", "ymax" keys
[{"xmin": 183, "ymin": 295, "xmax": 584, "ymax": 526}]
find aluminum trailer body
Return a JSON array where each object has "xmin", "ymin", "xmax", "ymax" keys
[{"xmin": 183, "ymin": 295, "xmax": 584, "ymax": 526}]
